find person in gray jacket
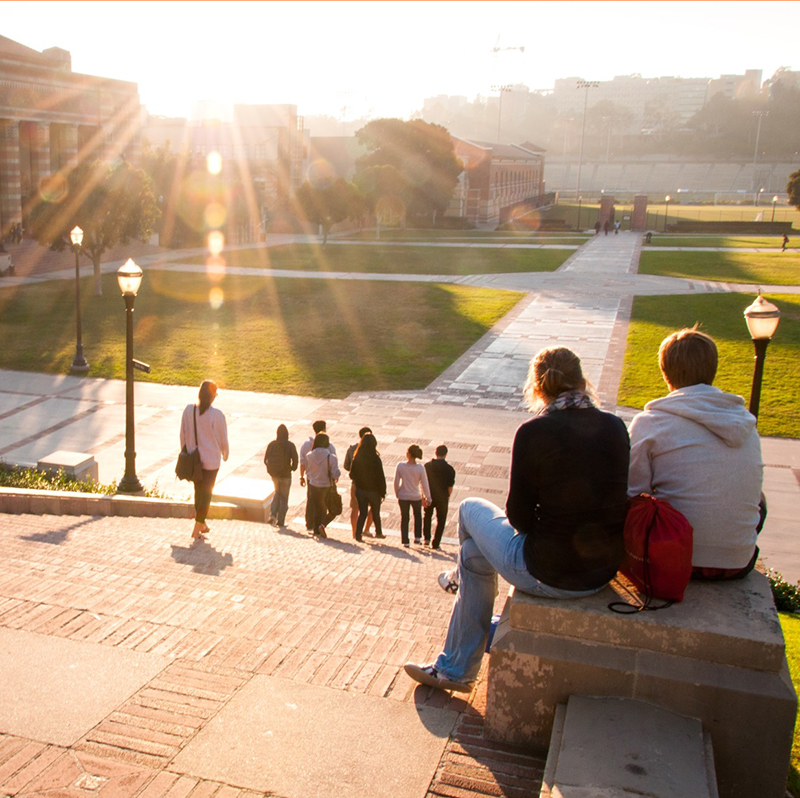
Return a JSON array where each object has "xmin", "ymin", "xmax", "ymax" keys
[
  {"xmin": 304, "ymin": 433, "xmax": 341, "ymax": 539},
  {"xmin": 628, "ymin": 328, "xmax": 764, "ymax": 579}
]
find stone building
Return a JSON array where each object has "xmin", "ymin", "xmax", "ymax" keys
[{"xmin": 0, "ymin": 35, "xmax": 142, "ymax": 236}]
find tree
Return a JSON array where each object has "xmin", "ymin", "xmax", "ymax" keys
[
  {"xmin": 787, "ymin": 169, "xmax": 800, "ymax": 212},
  {"xmin": 295, "ymin": 177, "xmax": 358, "ymax": 245},
  {"xmin": 354, "ymin": 119, "xmax": 462, "ymax": 224},
  {"xmin": 29, "ymin": 159, "xmax": 160, "ymax": 295}
]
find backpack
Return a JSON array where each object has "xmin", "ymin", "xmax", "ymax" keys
[{"xmin": 609, "ymin": 494, "xmax": 693, "ymax": 614}]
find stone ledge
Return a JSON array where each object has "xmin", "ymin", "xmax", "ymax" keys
[{"xmin": 507, "ymin": 572, "xmax": 784, "ymax": 673}]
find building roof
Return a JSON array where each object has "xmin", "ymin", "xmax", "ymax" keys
[{"xmin": 464, "ymin": 140, "xmax": 544, "ymax": 160}]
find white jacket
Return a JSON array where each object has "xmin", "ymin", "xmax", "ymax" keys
[
  {"xmin": 628, "ymin": 383, "xmax": 763, "ymax": 569},
  {"xmin": 180, "ymin": 404, "xmax": 229, "ymax": 471}
]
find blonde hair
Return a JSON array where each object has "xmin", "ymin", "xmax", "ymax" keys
[{"xmin": 524, "ymin": 347, "xmax": 593, "ymax": 410}]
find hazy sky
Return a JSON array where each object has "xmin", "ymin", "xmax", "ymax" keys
[{"xmin": 3, "ymin": 1, "xmax": 798, "ymax": 121}]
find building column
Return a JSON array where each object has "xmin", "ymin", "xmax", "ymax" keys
[
  {"xmin": 29, "ymin": 122, "xmax": 51, "ymax": 194},
  {"xmin": 51, "ymin": 123, "xmax": 78, "ymax": 172},
  {"xmin": 0, "ymin": 119, "xmax": 22, "ymax": 234}
]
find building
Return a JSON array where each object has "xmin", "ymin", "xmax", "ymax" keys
[
  {"xmin": 0, "ymin": 35, "xmax": 142, "ymax": 235},
  {"xmin": 448, "ymin": 138, "xmax": 546, "ymax": 227}
]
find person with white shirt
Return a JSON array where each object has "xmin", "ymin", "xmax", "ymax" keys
[{"xmin": 394, "ymin": 444, "xmax": 432, "ymax": 547}]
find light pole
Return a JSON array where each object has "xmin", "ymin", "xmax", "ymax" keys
[
  {"xmin": 491, "ymin": 84, "xmax": 512, "ymax": 142},
  {"xmin": 743, "ymin": 293, "xmax": 781, "ymax": 421},
  {"xmin": 117, "ymin": 259, "xmax": 144, "ymax": 493},
  {"xmin": 69, "ymin": 226, "xmax": 89, "ymax": 373},
  {"xmin": 755, "ymin": 187, "xmax": 764, "ymax": 208},
  {"xmin": 664, "ymin": 195, "xmax": 671, "ymax": 232},
  {"xmin": 771, "ymin": 195, "xmax": 779, "ymax": 222},
  {"xmin": 576, "ymin": 195, "xmax": 583, "ymax": 232},
  {"xmin": 751, "ymin": 110, "xmax": 768, "ymax": 197},
  {"xmin": 575, "ymin": 80, "xmax": 599, "ymax": 202}
]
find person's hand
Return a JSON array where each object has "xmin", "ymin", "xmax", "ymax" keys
[{"xmin": 299, "ymin": 476, "xmax": 306, "ymax": 486}]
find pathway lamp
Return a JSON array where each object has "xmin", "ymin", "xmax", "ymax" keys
[
  {"xmin": 117, "ymin": 259, "xmax": 145, "ymax": 493},
  {"xmin": 664, "ymin": 196, "xmax": 671, "ymax": 232},
  {"xmin": 576, "ymin": 196, "xmax": 582, "ymax": 231},
  {"xmin": 743, "ymin": 293, "xmax": 780, "ymax": 421},
  {"xmin": 69, "ymin": 226, "xmax": 89, "ymax": 373},
  {"xmin": 771, "ymin": 195, "xmax": 779, "ymax": 222}
]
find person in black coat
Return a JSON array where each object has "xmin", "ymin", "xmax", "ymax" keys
[{"xmin": 349, "ymin": 432, "xmax": 387, "ymax": 542}]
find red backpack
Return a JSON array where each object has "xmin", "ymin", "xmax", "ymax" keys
[{"xmin": 610, "ymin": 494, "xmax": 693, "ymax": 613}]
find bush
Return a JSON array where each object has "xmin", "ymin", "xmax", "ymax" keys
[
  {"xmin": 0, "ymin": 463, "xmax": 169, "ymax": 498},
  {"xmin": 767, "ymin": 569, "xmax": 800, "ymax": 613}
]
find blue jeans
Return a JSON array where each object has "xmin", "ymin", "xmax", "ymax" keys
[
  {"xmin": 270, "ymin": 477, "xmax": 291, "ymax": 525},
  {"xmin": 434, "ymin": 497, "xmax": 606, "ymax": 684}
]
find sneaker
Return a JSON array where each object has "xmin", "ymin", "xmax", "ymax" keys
[
  {"xmin": 403, "ymin": 662, "xmax": 472, "ymax": 693},
  {"xmin": 403, "ymin": 543, "xmax": 410, "ymax": 548},
  {"xmin": 423, "ymin": 539, "xmax": 430, "ymax": 547},
  {"xmin": 414, "ymin": 537, "xmax": 422, "ymax": 545},
  {"xmin": 316, "ymin": 525, "xmax": 327, "ymax": 539},
  {"xmin": 374, "ymin": 532, "xmax": 386, "ymax": 539},
  {"xmin": 267, "ymin": 517, "xmax": 278, "ymax": 527},
  {"xmin": 438, "ymin": 570, "xmax": 459, "ymax": 594}
]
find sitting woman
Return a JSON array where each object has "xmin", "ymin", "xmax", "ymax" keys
[{"xmin": 405, "ymin": 347, "xmax": 630, "ymax": 693}]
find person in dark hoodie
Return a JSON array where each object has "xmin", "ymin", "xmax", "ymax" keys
[
  {"xmin": 264, "ymin": 424, "xmax": 298, "ymax": 528},
  {"xmin": 627, "ymin": 328, "xmax": 764, "ymax": 579}
]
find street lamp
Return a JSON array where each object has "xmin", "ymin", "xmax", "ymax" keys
[
  {"xmin": 664, "ymin": 195, "xmax": 671, "ymax": 232},
  {"xmin": 117, "ymin": 258, "xmax": 144, "ymax": 493},
  {"xmin": 743, "ymin": 293, "xmax": 781, "ymax": 420},
  {"xmin": 751, "ymin": 110, "xmax": 768, "ymax": 198},
  {"xmin": 756, "ymin": 187, "xmax": 765, "ymax": 207},
  {"xmin": 69, "ymin": 226, "xmax": 89, "ymax": 373},
  {"xmin": 575, "ymin": 80, "xmax": 599, "ymax": 203},
  {"xmin": 491, "ymin": 84, "xmax": 512, "ymax": 142},
  {"xmin": 771, "ymin": 195, "xmax": 779, "ymax": 222},
  {"xmin": 576, "ymin": 195, "xmax": 583, "ymax": 232}
]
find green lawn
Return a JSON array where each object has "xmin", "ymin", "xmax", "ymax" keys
[
  {"xmin": 619, "ymin": 293, "xmax": 800, "ymax": 438},
  {"xmin": 0, "ymin": 271, "xmax": 521, "ymax": 397},
  {"xmin": 780, "ymin": 612, "xmax": 800, "ymax": 796},
  {"xmin": 645, "ymin": 235, "xmax": 794, "ymax": 249},
  {"xmin": 177, "ymin": 243, "xmax": 573, "ymax": 274},
  {"xmin": 639, "ymin": 250, "xmax": 800, "ymax": 285}
]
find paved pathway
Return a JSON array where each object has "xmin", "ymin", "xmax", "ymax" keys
[{"xmin": 0, "ymin": 231, "xmax": 798, "ymax": 798}]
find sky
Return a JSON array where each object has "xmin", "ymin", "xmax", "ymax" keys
[{"xmin": 3, "ymin": 1, "xmax": 798, "ymax": 122}]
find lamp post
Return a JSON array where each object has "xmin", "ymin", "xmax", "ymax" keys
[
  {"xmin": 771, "ymin": 195, "xmax": 779, "ymax": 222},
  {"xmin": 743, "ymin": 293, "xmax": 781, "ymax": 421},
  {"xmin": 576, "ymin": 195, "xmax": 583, "ymax": 232},
  {"xmin": 664, "ymin": 195, "xmax": 671, "ymax": 232},
  {"xmin": 756, "ymin": 187, "xmax": 764, "ymax": 207},
  {"xmin": 491, "ymin": 84, "xmax": 512, "ymax": 142},
  {"xmin": 575, "ymin": 80, "xmax": 599, "ymax": 203},
  {"xmin": 69, "ymin": 226, "xmax": 89, "ymax": 373},
  {"xmin": 751, "ymin": 110, "xmax": 768, "ymax": 197},
  {"xmin": 117, "ymin": 259, "xmax": 144, "ymax": 493}
]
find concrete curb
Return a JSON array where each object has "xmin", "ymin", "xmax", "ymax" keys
[{"xmin": 0, "ymin": 487, "xmax": 266, "ymax": 523}]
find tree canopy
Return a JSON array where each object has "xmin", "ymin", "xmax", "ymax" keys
[
  {"xmin": 354, "ymin": 119, "xmax": 462, "ymax": 223},
  {"xmin": 295, "ymin": 177, "xmax": 360, "ymax": 245},
  {"xmin": 29, "ymin": 159, "xmax": 160, "ymax": 295},
  {"xmin": 787, "ymin": 168, "xmax": 800, "ymax": 211}
]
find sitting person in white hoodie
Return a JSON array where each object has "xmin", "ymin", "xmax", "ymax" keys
[{"xmin": 627, "ymin": 327, "xmax": 765, "ymax": 580}]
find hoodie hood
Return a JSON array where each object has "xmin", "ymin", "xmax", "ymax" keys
[{"xmin": 644, "ymin": 383, "xmax": 755, "ymax": 448}]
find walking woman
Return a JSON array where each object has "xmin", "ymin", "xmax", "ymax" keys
[
  {"xmin": 405, "ymin": 347, "xmax": 630, "ymax": 692},
  {"xmin": 304, "ymin": 433, "xmax": 340, "ymax": 538},
  {"xmin": 393, "ymin": 444, "xmax": 432, "ymax": 547},
  {"xmin": 181, "ymin": 380, "xmax": 229, "ymax": 541},
  {"xmin": 349, "ymin": 432, "xmax": 387, "ymax": 542}
]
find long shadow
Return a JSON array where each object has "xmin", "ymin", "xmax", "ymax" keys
[
  {"xmin": 20, "ymin": 516, "xmax": 101, "ymax": 545},
  {"xmin": 170, "ymin": 539, "xmax": 234, "ymax": 575}
]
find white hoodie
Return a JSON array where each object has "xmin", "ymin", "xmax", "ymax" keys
[{"xmin": 628, "ymin": 383, "xmax": 763, "ymax": 569}]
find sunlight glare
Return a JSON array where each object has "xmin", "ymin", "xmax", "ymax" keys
[
  {"xmin": 204, "ymin": 202, "xmax": 227, "ymax": 228},
  {"xmin": 208, "ymin": 230, "xmax": 224, "ymax": 255},
  {"xmin": 207, "ymin": 151, "xmax": 223, "ymax": 175},
  {"xmin": 209, "ymin": 286, "xmax": 224, "ymax": 310},
  {"xmin": 206, "ymin": 254, "xmax": 226, "ymax": 282},
  {"xmin": 308, "ymin": 159, "xmax": 336, "ymax": 188}
]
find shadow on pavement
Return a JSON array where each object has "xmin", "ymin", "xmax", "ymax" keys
[
  {"xmin": 170, "ymin": 540, "xmax": 234, "ymax": 575},
  {"xmin": 19, "ymin": 516, "xmax": 101, "ymax": 545}
]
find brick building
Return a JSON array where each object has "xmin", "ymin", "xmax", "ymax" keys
[{"xmin": 0, "ymin": 35, "xmax": 142, "ymax": 236}]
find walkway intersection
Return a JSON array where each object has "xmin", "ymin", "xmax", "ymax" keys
[{"xmin": 0, "ymin": 231, "xmax": 798, "ymax": 798}]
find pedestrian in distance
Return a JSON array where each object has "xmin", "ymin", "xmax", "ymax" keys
[
  {"xmin": 299, "ymin": 420, "xmax": 336, "ymax": 531},
  {"xmin": 603, "ymin": 219, "xmax": 610, "ymax": 235},
  {"xmin": 344, "ymin": 426, "xmax": 373, "ymax": 537},
  {"xmin": 782, "ymin": 233, "xmax": 789, "ymax": 252},
  {"xmin": 264, "ymin": 424, "xmax": 298, "ymax": 528},
  {"xmin": 394, "ymin": 444, "xmax": 432, "ymax": 547},
  {"xmin": 614, "ymin": 220, "xmax": 620, "ymax": 235},
  {"xmin": 304, "ymin": 433, "xmax": 340, "ymax": 539},
  {"xmin": 180, "ymin": 380, "xmax": 229, "ymax": 542},
  {"xmin": 404, "ymin": 347, "xmax": 630, "ymax": 693},
  {"xmin": 350, "ymin": 432, "xmax": 387, "ymax": 542},
  {"xmin": 594, "ymin": 221, "xmax": 601, "ymax": 236},
  {"xmin": 423, "ymin": 444, "xmax": 456, "ymax": 549}
]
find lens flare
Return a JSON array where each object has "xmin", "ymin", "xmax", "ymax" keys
[
  {"xmin": 207, "ymin": 151, "xmax": 223, "ymax": 175},
  {"xmin": 204, "ymin": 202, "xmax": 227, "ymax": 228},
  {"xmin": 375, "ymin": 195, "xmax": 405, "ymax": 226},
  {"xmin": 307, "ymin": 159, "xmax": 336, "ymax": 189},
  {"xmin": 206, "ymin": 254, "xmax": 226, "ymax": 282},
  {"xmin": 208, "ymin": 230, "xmax": 224, "ymax": 255},
  {"xmin": 39, "ymin": 173, "xmax": 68, "ymax": 203},
  {"xmin": 209, "ymin": 287, "xmax": 224, "ymax": 310}
]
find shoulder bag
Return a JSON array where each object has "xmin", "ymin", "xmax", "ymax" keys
[
  {"xmin": 325, "ymin": 453, "xmax": 343, "ymax": 516},
  {"xmin": 176, "ymin": 406, "xmax": 204, "ymax": 482}
]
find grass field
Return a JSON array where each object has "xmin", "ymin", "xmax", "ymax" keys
[
  {"xmin": 781, "ymin": 612, "xmax": 800, "ymax": 796},
  {"xmin": 618, "ymin": 293, "xmax": 800, "ymax": 439},
  {"xmin": 178, "ymin": 243, "xmax": 574, "ymax": 274},
  {"xmin": 645, "ymin": 235, "xmax": 794, "ymax": 249},
  {"xmin": 638, "ymin": 250, "xmax": 800, "ymax": 284},
  {"xmin": 0, "ymin": 271, "xmax": 521, "ymax": 397}
]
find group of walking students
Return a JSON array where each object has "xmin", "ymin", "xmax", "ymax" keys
[{"xmin": 181, "ymin": 332, "xmax": 764, "ymax": 695}]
